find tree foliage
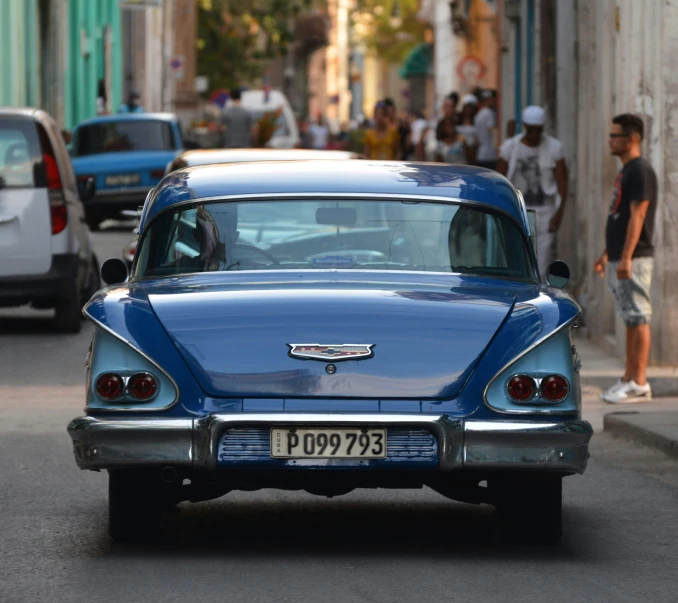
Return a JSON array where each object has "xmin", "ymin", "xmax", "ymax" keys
[
  {"xmin": 197, "ymin": 0, "xmax": 313, "ymax": 93},
  {"xmin": 352, "ymin": 0, "xmax": 426, "ymax": 64}
]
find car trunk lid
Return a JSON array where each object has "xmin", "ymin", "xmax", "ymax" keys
[{"xmin": 148, "ymin": 285, "xmax": 514, "ymax": 401}]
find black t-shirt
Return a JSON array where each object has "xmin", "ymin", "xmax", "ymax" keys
[{"xmin": 605, "ymin": 157, "xmax": 657, "ymax": 261}]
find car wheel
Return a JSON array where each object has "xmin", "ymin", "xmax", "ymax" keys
[
  {"xmin": 108, "ymin": 469, "xmax": 179, "ymax": 543},
  {"xmin": 53, "ymin": 293, "xmax": 82, "ymax": 333},
  {"xmin": 494, "ymin": 475, "xmax": 562, "ymax": 545}
]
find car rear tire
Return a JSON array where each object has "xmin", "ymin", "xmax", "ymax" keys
[
  {"xmin": 53, "ymin": 293, "xmax": 82, "ymax": 333},
  {"xmin": 494, "ymin": 475, "xmax": 562, "ymax": 545},
  {"xmin": 108, "ymin": 470, "xmax": 179, "ymax": 543}
]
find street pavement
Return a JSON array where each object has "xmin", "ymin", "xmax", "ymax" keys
[{"xmin": 1, "ymin": 224, "xmax": 678, "ymax": 603}]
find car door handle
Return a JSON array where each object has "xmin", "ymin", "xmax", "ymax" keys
[{"xmin": 0, "ymin": 214, "xmax": 18, "ymax": 225}]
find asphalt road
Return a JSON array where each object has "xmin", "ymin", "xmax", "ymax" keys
[{"xmin": 1, "ymin": 226, "xmax": 677, "ymax": 603}]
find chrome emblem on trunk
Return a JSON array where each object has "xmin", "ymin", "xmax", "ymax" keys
[{"xmin": 287, "ymin": 344, "xmax": 374, "ymax": 362}]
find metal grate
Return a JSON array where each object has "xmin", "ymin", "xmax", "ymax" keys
[{"xmin": 218, "ymin": 428, "xmax": 437, "ymax": 465}]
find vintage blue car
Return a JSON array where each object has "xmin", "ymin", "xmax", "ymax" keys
[
  {"xmin": 70, "ymin": 113, "xmax": 184, "ymax": 230},
  {"xmin": 68, "ymin": 161, "xmax": 593, "ymax": 544}
]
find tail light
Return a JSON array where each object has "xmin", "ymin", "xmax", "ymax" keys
[
  {"xmin": 38, "ymin": 125, "xmax": 67, "ymax": 235},
  {"xmin": 128, "ymin": 373, "xmax": 157, "ymax": 399},
  {"xmin": 96, "ymin": 373, "xmax": 124, "ymax": 400},
  {"xmin": 507, "ymin": 375, "xmax": 536, "ymax": 402},
  {"xmin": 541, "ymin": 375, "xmax": 569, "ymax": 402},
  {"xmin": 150, "ymin": 169, "xmax": 165, "ymax": 179}
]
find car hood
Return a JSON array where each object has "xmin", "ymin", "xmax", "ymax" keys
[
  {"xmin": 148, "ymin": 284, "xmax": 514, "ymax": 399},
  {"xmin": 71, "ymin": 150, "xmax": 177, "ymax": 173}
]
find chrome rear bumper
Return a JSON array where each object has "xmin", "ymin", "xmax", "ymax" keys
[{"xmin": 68, "ymin": 413, "xmax": 593, "ymax": 474}]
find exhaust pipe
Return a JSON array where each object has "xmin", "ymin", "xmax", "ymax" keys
[{"xmin": 160, "ymin": 466, "xmax": 178, "ymax": 483}]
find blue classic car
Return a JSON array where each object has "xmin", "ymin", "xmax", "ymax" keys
[
  {"xmin": 68, "ymin": 161, "xmax": 593, "ymax": 544},
  {"xmin": 70, "ymin": 113, "xmax": 184, "ymax": 230}
]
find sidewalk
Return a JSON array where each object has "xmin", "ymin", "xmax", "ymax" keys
[{"xmin": 576, "ymin": 333, "xmax": 678, "ymax": 460}]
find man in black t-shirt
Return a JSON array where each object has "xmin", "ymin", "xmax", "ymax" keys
[{"xmin": 594, "ymin": 114, "xmax": 657, "ymax": 404}]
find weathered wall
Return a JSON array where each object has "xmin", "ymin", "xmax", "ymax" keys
[{"xmin": 558, "ymin": 0, "xmax": 678, "ymax": 365}]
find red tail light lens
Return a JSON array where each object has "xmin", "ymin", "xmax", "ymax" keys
[
  {"xmin": 43, "ymin": 153, "xmax": 63, "ymax": 190},
  {"xmin": 128, "ymin": 373, "xmax": 157, "ymax": 399},
  {"xmin": 49, "ymin": 199, "xmax": 68, "ymax": 234},
  {"xmin": 150, "ymin": 169, "xmax": 165, "ymax": 179},
  {"xmin": 507, "ymin": 375, "xmax": 536, "ymax": 401},
  {"xmin": 541, "ymin": 375, "xmax": 569, "ymax": 402},
  {"xmin": 96, "ymin": 373, "xmax": 124, "ymax": 400},
  {"xmin": 39, "ymin": 124, "xmax": 67, "ymax": 235}
]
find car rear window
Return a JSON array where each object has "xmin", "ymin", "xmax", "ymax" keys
[
  {"xmin": 73, "ymin": 120, "xmax": 175, "ymax": 156},
  {"xmin": 0, "ymin": 118, "xmax": 43, "ymax": 188},
  {"xmin": 136, "ymin": 198, "xmax": 536, "ymax": 282}
]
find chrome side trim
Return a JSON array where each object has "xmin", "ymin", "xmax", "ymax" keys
[
  {"xmin": 81, "ymin": 308, "xmax": 180, "ymax": 413},
  {"xmin": 482, "ymin": 313, "xmax": 582, "ymax": 416},
  {"xmin": 67, "ymin": 413, "xmax": 593, "ymax": 474}
]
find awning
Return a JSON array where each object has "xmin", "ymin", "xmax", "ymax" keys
[{"xmin": 399, "ymin": 43, "xmax": 433, "ymax": 79}]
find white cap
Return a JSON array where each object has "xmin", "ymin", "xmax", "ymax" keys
[
  {"xmin": 461, "ymin": 94, "xmax": 478, "ymax": 106},
  {"xmin": 522, "ymin": 105, "xmax": 545, "ymax": 126}
]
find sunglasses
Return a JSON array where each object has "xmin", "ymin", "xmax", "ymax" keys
[{"xmin": 609, "ymin": 133, "xmax": 630, "ymax": 138}]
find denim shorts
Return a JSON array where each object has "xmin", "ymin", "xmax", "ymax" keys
[{"xmin": 606, "ymin": 257, "xmax": 653, "ymax": 326}]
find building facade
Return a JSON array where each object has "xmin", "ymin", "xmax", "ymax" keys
[
  {"xmin": 497, "ymin": 0, "xmax": 678, "ymax": 366},
  {"xmin": 418, "ymin": 0, "xmax": 499, "ymax": 116},
  {"xmin": 65, "ymin": 0, "xmax": 123, "ymax": 128}
]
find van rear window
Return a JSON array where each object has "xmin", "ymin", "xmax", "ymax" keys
[{"xmin": 0, "ymin": 119, "xmax": 43, "ymax": 188}]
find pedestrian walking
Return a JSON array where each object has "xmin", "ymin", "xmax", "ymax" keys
[
  {"xmin": 497, "ymin": 105, "xmax": 568, "ymax": 276},
  {"xmin": 383, "ymin": 98, "xmax": 397, "ymax": 128},
  {"xmin": 596, "ymin": 114, "xmax": 657, "ymax": 404},
  {"xmin": 434, "ymin": 117, "xmax": 470, "ymax": 165},
  {"xmin": 474, "ymin": 89, "xmax": 498, "ymax": 170},
  {"xmin": 221, "ymin": 88, "xmax": 254, "ymax": 148},
  {"xmin": 456, "ymin": 94, "xmax": 479, "ymax": 165},
  {"xmin": 309, "ymin": 114, "xmax": 329, "ymax": 150},
  {"xmin": 119, "ymin": 90, "xmax": 144, "ymax": 114},
  {"xmin": 363, "ymin": 102, "xmax": 400, "ymax": 160}
]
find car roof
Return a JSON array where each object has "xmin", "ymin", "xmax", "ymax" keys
[
  {"xmin": 0, "ymin": 107, "xmax": 40, "ymax": 119},
  {"xmin": 141, "ymin": 161, "xmax": 525, "ymax": 231},
  {"xmin": 73, "ymin": 113, "xmax": 178, "ymax": 128},
  {"xmin": 180, "ymin": 148, "xmax": 358, "ymax": 166}
]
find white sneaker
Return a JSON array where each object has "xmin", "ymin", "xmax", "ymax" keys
[
  {"xmin": 602, "ymin": 380, "xmax": 652, "ymax": 403},
  {"xmin": 600, "ymin": 379, "xmax": 625, "ymax": 401}
]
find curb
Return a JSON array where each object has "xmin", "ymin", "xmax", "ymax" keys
[{"xmin": 604, "ymin": 412, "xmax": 678, "ymax": 460}]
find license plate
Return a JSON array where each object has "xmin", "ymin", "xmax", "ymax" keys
[
  {"xmin": 105, "ymin": 173, "xmax": 140, "ymax": 186},
  {"xmin": 271, "ymin": 428, "xmax": 387, "ymax": 459}
]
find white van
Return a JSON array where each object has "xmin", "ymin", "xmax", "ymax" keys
[
  {"xmin": 0, "ymin": 108, "xmax": 99, "ymax": 333},
  {"xmin": 236, "ymin": 90, "xmax": 299, "ymax": 149}
]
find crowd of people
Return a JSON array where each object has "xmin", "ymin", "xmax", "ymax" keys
[{"xmin": 298, "ymin": 88, "xmax": 500, "ymax": 166}]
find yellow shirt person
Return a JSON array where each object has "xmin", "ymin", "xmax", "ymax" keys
[{"xmin": 364, "ymin": 102, "xmax": 400, "ymax": 160}]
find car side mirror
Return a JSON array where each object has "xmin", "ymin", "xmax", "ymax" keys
[
  {"xmin": 78, "ymin": 176, "xmax": 96, "ymax": 202},
  {"xmin": 546, "ymin": 260, "xmax": 570, "ymax": 288},
  {"xmin": 101, "ymin": 258, "xmax": 129, "ymax": 286}
]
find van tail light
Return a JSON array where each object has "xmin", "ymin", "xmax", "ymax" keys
[
  {"xmin": 96, "ymin": 373, "xmax": 124, "ymax": 400},
  {"xmin": 150, "ymin": 169, "xmax": 165, "ymax": 179},
  {"xmin": 541, "ymin": 375, "xmax": 569, "ymax": 402},
  {"xmin": 45, "ymin": 154, "xmax": 67, "ymax": 234},
  {"xmin": 38, "ymin": 125, "xmax": 67, "ymax": 235},
  {"xmin": 128, "ymin": 373, "xmax": 157, "ymax": 399},
  {"xmin": 507, "ymin": 375, "xmax": 536, "ymax": 402}
]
